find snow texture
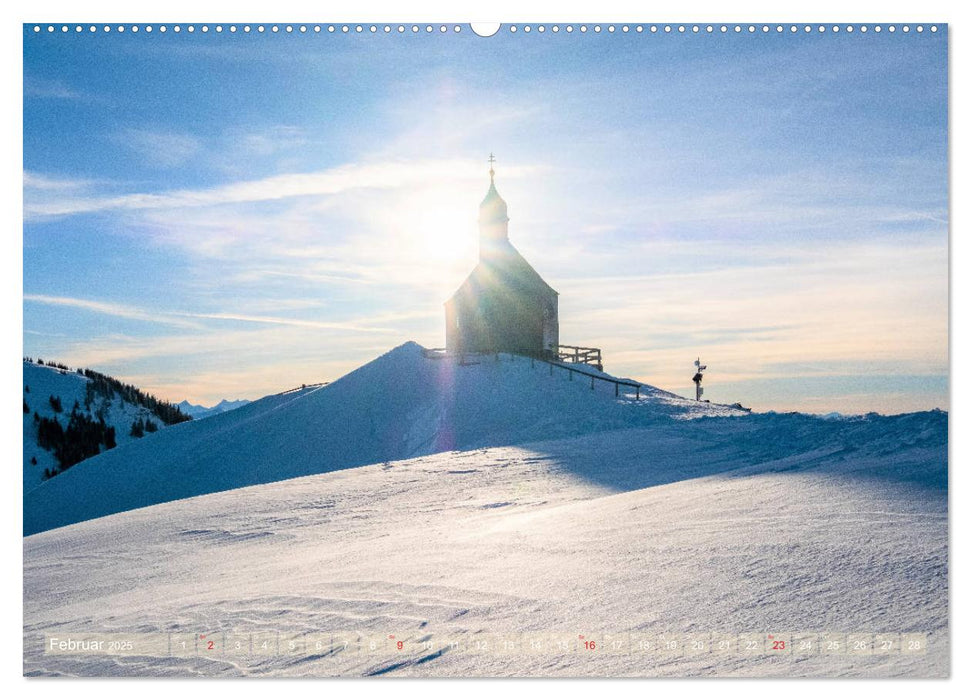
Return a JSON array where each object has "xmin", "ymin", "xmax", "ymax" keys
[{"xmin": 22, "ymin": 343, "xmax": 948, "ymax": 677}]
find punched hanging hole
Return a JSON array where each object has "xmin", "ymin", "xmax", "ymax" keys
[{"xmin": 470, "ymin": 23, "xmax": 501, "ymax": 37}]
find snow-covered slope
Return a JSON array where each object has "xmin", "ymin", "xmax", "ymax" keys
[
  {"xmin": 24, "ymin": 342, "xmax": 746, "ymax": 535},
  {"xmin": 23, "ymin": 408, "xmax": 948, "ymax": 677},
  {"xmin": 22, "ymin": 362, "xmax": 186, "ymax": 491}
]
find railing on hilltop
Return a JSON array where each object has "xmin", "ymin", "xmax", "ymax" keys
[
  {"xmin": 423, "ymin": 348, "xmax": 643, "ymax": 400},
  {"xmin": 519, "ymin": 349, "xmax": 642, "ymax": 399},
  {"xmin": 275, "ymin": 381, "xmax": 329, "ymax": 396}
]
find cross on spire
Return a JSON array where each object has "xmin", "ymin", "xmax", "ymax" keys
[{"xmin": 488, "ymin": 153, "xmax": 496, "ymax": 182}]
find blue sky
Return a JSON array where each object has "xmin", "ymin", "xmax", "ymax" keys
[{"xmin": 22, "ymin": 24, "xmax": 948, "ymax": 412}]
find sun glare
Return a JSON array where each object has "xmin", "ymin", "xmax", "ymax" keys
[{"xmin": 391, "ymin": 185, "xmax": 479, "ymax": 289}]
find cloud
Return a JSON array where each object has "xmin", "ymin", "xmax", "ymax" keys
[
  {"xmin": 551, "ymin": 239, "xmax": 948, "ymax": 400},
  {"xmin": 230, "ymin": 125, "xmax": 311, "ymax": 158},
  {"xmin": 23, "ymin": 157, "xmax": 533, "ymax": 220},
  {"xmin": 117, "ymin": 128, "xmax": 203, "ymax": 169},
  {"xmin": 23, "ymin": 156, "xmax": 537, "ymax": 315},
  {"xmin": 38, "ymin": 326, "xmax": 407, "ymax": 404},
  {"xmin": 24, "ymin": 77, "xmax": 84, "ymax": 100},
  {"xmin": 23, "ymin": 172, "xmax": 98, "ymax": 191},
  {"xmin": 23, "ymin": 293, "xmax": 406, "ymax": 333},
  {"xmin": 23, "ymin": 294, "xmax": 199, "ymax": 328},
  {"xmin": 171, "ymin": 310, "xmax": 395, "ymax": 333}
]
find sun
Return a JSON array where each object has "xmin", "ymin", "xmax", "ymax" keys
[
  {"xmin": 397, "ymin": 185, "xmax": 478, "ymax": 267},
  {"xmin": 371, "ymin": 181, "xmax": 481, "ymax": 293}
]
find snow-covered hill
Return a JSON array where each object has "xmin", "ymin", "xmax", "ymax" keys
[
  {"xmin": 22, "ymin": 342, "xmax": 947, "ymax": 677},
  {"xmin": 23, "ymin": 406, "xmax": 947, "ymax": 677},
  {"xmin": 22, "ymin": 361, "xmax": 189, "ymax": 491},
  {"xmin": 23, "ymin": 343, "xmax": 747, "ymax": 535},
  {"xmin": 177, "ymin": 398, "xmax": 251, "ymax": 420}
]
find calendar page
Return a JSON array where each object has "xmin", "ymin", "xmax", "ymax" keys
[{"xmin": 22, "ymin": 17, "xmax": 948, "ymax": 679}]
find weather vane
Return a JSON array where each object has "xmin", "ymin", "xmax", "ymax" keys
[{"xmin": 693, "ymin": 357, "xmax": 707, "ymax": 401}]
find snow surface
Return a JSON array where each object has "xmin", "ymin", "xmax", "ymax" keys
[{"xmin": 22, "ymin": 343, "xmax": 948, "ymax": 677}]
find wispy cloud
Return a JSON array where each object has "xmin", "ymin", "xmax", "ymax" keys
[
  {"xmin": 23, "ymin": 157, "xmax": 534, "ymax": 220},
  {"xmin": 553, "ymin": 240, "xmax": 948, "ymax": 401},
  {"xmin": 228, "ymin": 125, "xmax": 311, "ymax": 158},
  {"xmin": 23, "ymin": 172, "xmax": 98, "ymax": 191},
  {"xmin": 24, "ymin": 77, "xmax": 84, "ymax": 100},
  {"xmin": 24, "ymin": 293, "xmax": 405, "ymax": 333},
  {"xmin": 36, "ymin": 326, "xmax": 404, "ymax": 404},
  {"xmin": 23, "ymin": 294, "xmax": 199, "ymax": 329},
  {"xmin": 171, "ymin": 310, "xmax": 395, "ymax": 333},
  {"xmin": 116, "ymin": 128, "xmax": 203, "ymax": 169}
]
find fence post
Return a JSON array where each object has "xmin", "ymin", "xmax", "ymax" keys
[
  {"xmin": 615, "ymin": 383, "xmax": 619, "ymax": 397},
  {"xmin": 591, "ymin": 376, "xmax": 595, "ymax": 390},
  {"xmin": 636, "ymin": 386, "xmax": 640, "ymax": 400},
  {"xmin": 569, "ymin": 369, "xmax": 573, "ymax": 381}
]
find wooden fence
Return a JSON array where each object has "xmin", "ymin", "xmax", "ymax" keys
[
  {"xmin": 556, "ymin": 344, "xmax": 603, "ymax": 370},
  {"xmin": 525, "ymin": 352, "xmax": 642, "ymax": 399},
  {"xmin": 424, "ymin": 348, "xmax": 643, "ymax": 400}
]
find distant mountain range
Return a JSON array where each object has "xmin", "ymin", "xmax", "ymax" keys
[{"xmin": 177, "ymin": 398, "xmax": 251, "ymax": 420}]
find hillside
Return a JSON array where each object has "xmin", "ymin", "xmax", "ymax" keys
[
  {"xmin": 23, "ymin": 405, "xmax": 947, "ymax": 677},
  {"xmin": 24, "ymin": 342, "xmax": 747, "ymax": 535},
  {"xmin": 22, "ymin": 360, "xmax": 191, "ymax": 490}
]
